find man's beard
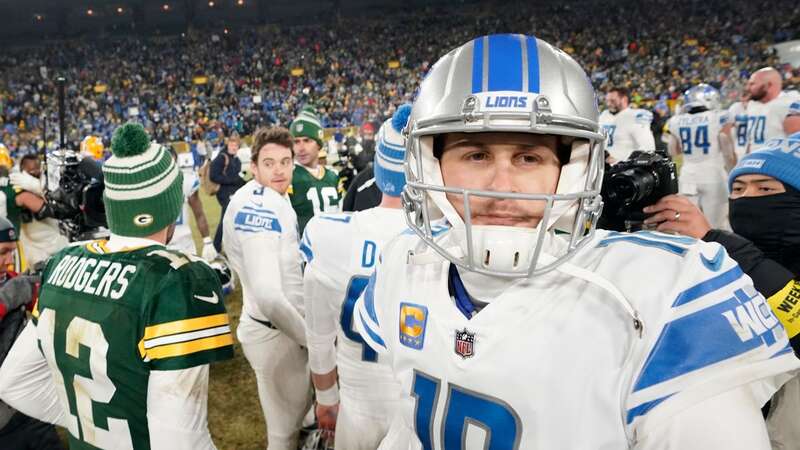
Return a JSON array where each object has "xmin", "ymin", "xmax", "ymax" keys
[{"xmin": 750, "ymin": 86, "xmax": 768, "ymax": 102}]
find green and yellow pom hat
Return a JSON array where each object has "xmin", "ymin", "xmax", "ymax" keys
[
  {"xmin": 290, "ymin": 105, "xmax": 325, "ymax": 148},
  {"xmin": 102, "ymin": 123, "xmax": 183, "ymax": 237}
]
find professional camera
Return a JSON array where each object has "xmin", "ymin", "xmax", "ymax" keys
[
  {"xmin": 45, "ymin": 149, "xmax": 108, "ymax": 242},
  {"xmin": 599, "ymin": 150, "xmax": 678, "ymax": 232}
]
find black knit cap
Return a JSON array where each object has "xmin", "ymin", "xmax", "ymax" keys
[{"xmin": 0, "ymin": 217, "xmax": 17, "ymax": 242}]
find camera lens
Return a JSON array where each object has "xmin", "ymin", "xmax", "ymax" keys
[{"xmin": 606, "ymin": 168, "xmax": 656, "ymax": 206}]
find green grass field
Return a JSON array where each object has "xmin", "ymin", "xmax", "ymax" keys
[{"xmin": 194, "ymin": 192, "xmax": 266, "ymax": 449}]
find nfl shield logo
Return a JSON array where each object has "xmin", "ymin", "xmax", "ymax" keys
[{"xmin": 454, "ymin": 328, "xmax": 475, "ymax": 359}]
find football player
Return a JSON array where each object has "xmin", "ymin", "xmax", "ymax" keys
[
  {"xmin": 167, "ymin": 146, "xmax": 217, "ymax": 260},
  {"xmin": 353, "ymin": 34, "xmax": 798, "ymax": 449},
  {"xmin": 288, "ymin": 105, "xmax": 342, "ymax": 234},
  {"xmin": 222, "ymin": 126, "xmax": 312, "ymax": 450},
  {"xmin": 744, "ymin": 67, "xmax": 800, "ymax": 152},
  {"xmin": 0, "ymin": 122, "xmax": 234, "ymax": 449},
  {"xmin": 724, "ymin": 89, "xmax": 750, "ymax": 161},
  {"xmin": 666, "ymin": 84, "xmax": 735, "ymax": 229},
  {"xmin": 599, "ymin": 86, "xmax": 656, "ymax": 162},
  {"xmin": 302, "ymin": 105, "xmax": 412, "ymax": 449}
]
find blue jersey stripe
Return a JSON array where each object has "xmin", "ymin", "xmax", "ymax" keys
[
  {"xmin": 626, "ymin": 395, "xmax": 672, "ymax": 424},
  {"xmin": 525, "ymin": 35, "xmax": 540, "ymax": 93},
  {"xmin": 299, "ymin": 241, "xmax": 313, "ymax": 263},
  {"xmin": 672, "ymin": 266, "xmax": 744, "ymax": 307},
  {"xmin": 627, "ymin": 231, "xmax": 696, "ymax": 245},
  {"xmin": 364, "ymin": 271, "xmax": 379, "ymax": 324},
  {"xmin": 597, "ymin": 236, "xmax": 688, "ymax": 256},
  {"xmin": 633, "ymin": 295, "xmax": 767, "ymax": 392},
  {"xmin": 319, "ymin": 215, "xmax": 352, "ymax": 223},
  {"xmin": 487, "ymin": 34, "xmax": 523, "ymax": 92},
  {"xmin": 241, "ymin": 205, "xmax": 277, "ymax": 215},
  {"xmin": 772, "ymin": 342, "xmax": 793, "ymax": 359},
  {"xmin": 358, "ymin": 309, "xmax": 386, "ymax": 349},
  {"xmin": 471, "ymin": 37, "xmax": 485, "ymax": 93}
]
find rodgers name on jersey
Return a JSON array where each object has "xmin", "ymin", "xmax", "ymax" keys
[
  {"xmin": 33, "ymin": 241, "xmax": 233, "ymax": 450},
  {"xmin": 355, "ymin": 229, "xmax": 798, "ymax": 449}
]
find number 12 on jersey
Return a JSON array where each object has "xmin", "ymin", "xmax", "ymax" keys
[{"xmin": 412, "ymin": 371, "xmax": 521, "ymax": 450}]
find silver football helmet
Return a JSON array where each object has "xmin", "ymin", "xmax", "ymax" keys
[
  {"xmin": 683, "ymin": 83, "xmax": 721, "ymax": 112},
  {"xmin": 402, "ymin": 34, "xmax": 606, "ymax": 278}
]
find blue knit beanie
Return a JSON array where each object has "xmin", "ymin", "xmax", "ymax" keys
[
  {"xmin": 729, "ymin": 137, "xmax": 800, "ymax": 192},
  {"xmin": 374, "ymin": 104, "xmax": 412, "ymax": 197}
]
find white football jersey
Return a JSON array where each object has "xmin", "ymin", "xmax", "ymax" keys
[
  {"xmin": 666, "ymin": 109, "xmax": 728, "ymax": 177},
  {"xmin": 355, "ymin": 228, "xmax": 798, "ymax": 449},
  {"xmin": 727, "ymin": 101, "xmax": 749, "ymax": 159},
  {"xmin": 301, "ymin": 207, "xmax": 407, "ymax": 405},
  {"xmin": 744, "ymin": 91, "xmax": 800, "ymax": 151},
  {"xmin": 599, "ymin": 107, "xmax": 656, "ymax": 161},
  {"xmin": 223, "ymin": 180, "xmax": 304, "ymax": 322},
  {"xmin": 169, "ymin": 170, "xmax": 201, "ymax": 255}
]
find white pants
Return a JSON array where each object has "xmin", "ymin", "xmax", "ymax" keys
[
  {"xmin": 679, "ymin": 176, "xmax": 730, "ymax": 230},
  {"xmin": 768, "ymin": 375, "xmax": 800, "ymax": 450},
  {"xmin": 238, "ymin": 315, "xmax": 312, "ymax": 450},
  {"xmin": 169, "ymin": 231, "xmax": 197, "ymax": 256},
  {"xmin": 335, "ymin": 396, "xmax": 402, "ymax": 450}
]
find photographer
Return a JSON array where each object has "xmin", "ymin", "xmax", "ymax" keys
[
  {"xmin": 11, "ymin": 154, "xmax": 68, "ymax": 269},
  {"xmin": 210, "ymin": 132, "xmax": 245, "ymax": 252},
  {"xmin": 0, "ymin": 217, "xmax": 63, "ymax": 450},
  {"xmin": 643, "ymin": 136, "xmax": 800, "ymax": 449}
]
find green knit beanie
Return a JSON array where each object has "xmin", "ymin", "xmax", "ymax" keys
[
  {"xmin": 102, "ymin": 123, "xmax": 184, "ymax": 237},
  {"xmin": 290, "ymin": 105, "xmax": 324, "ymax": 148}
]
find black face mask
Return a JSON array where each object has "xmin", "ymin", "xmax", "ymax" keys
[{"xmin": 729, "ymin": 188, "xmax": 800, "ymax": 276}]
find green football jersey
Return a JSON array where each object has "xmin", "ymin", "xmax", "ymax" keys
[
  {"xmin": 288, "ymin": 164, "xmax": 342, "ymax": 234},
  {"xmin": 32, "ymin": 240, "xmax": 234, "ymax": 450},
  {"xmin": 0, "ymin": 176, "xmax": 21, "ymax": 232}
]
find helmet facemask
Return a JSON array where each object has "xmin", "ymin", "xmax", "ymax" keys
[
  {"xmin": 403, "ymin": 127, "xmax": 605, "ymax": 278},
  {"xmin": 402, "ymin": 34, "xmax": 607, "ymax": 279}
]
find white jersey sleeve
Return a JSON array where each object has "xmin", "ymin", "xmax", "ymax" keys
[
  {"xmin": 353, "ymin": 254, "xmax": 391, "ymax": 357},
  {"xmin": 302, "ymin": 214, "xmax": 353, "ymax": 374},
  {"xmin": 0, "ymin": 322, "xmax": 66, "ymax": 427},
  {"xmin": 634, "ymin": 385, "xmax": 770, "ymax": 450},
  {"xmin": 630, "ymin": 109, "xmax": 656, "ymax": 151},
  {"xmin": 147, "ymin": 366, "xmax": 217, "ymax": 450},
  {"xmin": 607, "ymin": 233, "xmax": 799, "ymax": 438}
]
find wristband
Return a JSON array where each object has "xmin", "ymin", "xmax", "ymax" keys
[
  {"xmin": 315, "ymin": 384, "xmax": 339, "ymax": 406},
  {"xmin": 202, "ymin": 237, "xmax": 213, "ymax": 245}
]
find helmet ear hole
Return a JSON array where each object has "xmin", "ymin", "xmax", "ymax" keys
[
  {"xmin": 513, "ymin": 251, "xmax": 520, "ymax": 269},
  {"xmin": 483, "ymin": 249, "xmax": 491, "ymax": 267}
]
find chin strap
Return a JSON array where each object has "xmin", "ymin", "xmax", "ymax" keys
[{"xmin": 548, "ymin": 254, "xmax": 643, "ymax": 338}]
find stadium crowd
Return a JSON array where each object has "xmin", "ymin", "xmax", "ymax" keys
[
  {"xmin": 0, "ymin": 1, "xmax": 800, "ymax": 449},
  {"xmin": 1, "ymin": 0, "xmax": 799, "ymax": 157}
]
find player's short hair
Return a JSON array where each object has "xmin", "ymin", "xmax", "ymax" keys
[
  {"xmin": 251, "ymin": 126, "xmax": 294, "ymax": 163},
  {"xmin": 432, "ymin": 134, "xmax": 571, "ymax": 166},
  {"xmin": 20, "ymin": 153, "xmax": 39, "ymax": 166},
  {"xmin": 608, "ymin": 86, "xmax": 629, "ymax": 99}
]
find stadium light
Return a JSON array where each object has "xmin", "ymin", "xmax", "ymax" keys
[
  {"xmin": 237, "ymin": 0, "xmax": 244, "ymax": 5},
  {"xmin": 162, "ymin": 4, "xmax": 170, "ymax": 11},
  {"xmin": 208, "ymin": 1, "xmax": 215, "ymax": 6},
  {"xmin": 224, "ymin": 28, "xmax": 229, "ymax": 34},
  {"xmin": 117, "ymin": 7, "xmax": 124, "ymax": 14},
  {"xmin": 35, "ymin": 14, "xmax": 43, "ymax": 21},
  {"xmin": 87, "ymin": 8, "xmax": 94, "ymax": 16}
]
